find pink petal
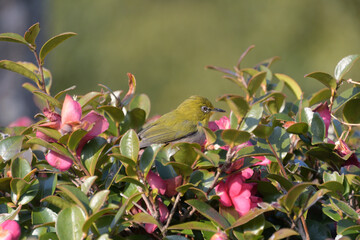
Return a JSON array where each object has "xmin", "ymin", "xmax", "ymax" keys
[
  {"xmin": 8, "ymin": 116, "xmax": 33, "ymax": 127},
  {"xmin": 253, "ymin": 156, "xmax": 271, "ymax": 166},
  {"xmin": 144, "ymin": 200, "xmax": 169, "ymax": 233},
  {"xmin": 45, "ymin": 150, "xmax": 73, "ymax": 171},
  {"xmin": 0, "ymin": 220, "xmax": 21, "ymax": 240},
  {"xmin": 313, "ymin": 102, "xmax": 331, "ymax": 137},
  {"xmin": 144, "ymin": 223, "xmax": 157, "ymax": 234},
  {"xmin": 231, "ymin": 185, "xmax": 252, "ymax": 216},
  {"xmin": 241, "ymin": 168, "xmax": 254, "ymax": 179},
  {"xmin": 146, "ymin": 171, "xmax": 166, "ymax": 195},
  {"xmin": 227, "ymin": 173, "xmax": 245, "ymax": 198},
  {"xmin": 43, "ymin": 108, "xmax": 61, "ymax": 123},
  {"xmin": 61, "ymin": 95, "xmax": 82, "ymax": 125},
  {"xmin": 164, "ymin": 175, "xmax": 182, "ymax": 197},
  {"xmin": 210, "ymin": 232, "xmax": 228, "ymax": 240},
  {"xmin": 215, "ymin": 181, "xmax": 232, "ymax": 207},
  {"xmin": 215, "ymin": 116, "xmax": 231, "ymax": 130},
  {"xmin": 208, "ymin": 121, "xmax": 220, "ymax": 131}
]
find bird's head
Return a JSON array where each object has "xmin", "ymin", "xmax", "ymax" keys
[{"xmin": 176, "ymin": 96, "xmax": 225, "ymax": 125}]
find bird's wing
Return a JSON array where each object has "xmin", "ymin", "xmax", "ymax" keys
[{"xmin": 138, "ymin": 120, "xmax": 197, "ymax": 148}]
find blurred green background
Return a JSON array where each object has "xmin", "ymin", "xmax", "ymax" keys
[{"xmin": 7, "ymin": 0, "xmax": 360, "ymax": 120}]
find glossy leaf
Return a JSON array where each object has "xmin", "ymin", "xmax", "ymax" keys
[
  {"xmin": 57, "ymin": 185, "xmax": 91, "ymax": 214},
  {"xmin": 81, "ymin": 137, "xmax": 108, "ymax": 176},
  {"xmin": 131, "ymin": 212, "xmax": 159, "ymax": 225},
  {"xmin": 11, "ymin": 157, "xmax": 31, "ymax": 179},
  {"xmin": 269, "ymin": 228, "xmax": 299, "ymax": 240},
  {"xmin": 24, "ymin": 22, "xmax": 40, "ymax": 46},
  {"xmin": 56, "ymin": 206, "xmax": 85, "ymax": 240},
  {"xmin": 252, "ymin": 124, "xmax": 274, "ymax": 139},
  {"xmin": 201, "ymin": 126, "xmax": 217, "ymax": 146},
  {"xmin": 168, "ymin": 221, "xmax": 217, "ymax": 232},
  {"xmin": 37, "ymin": 173, "xmax": 57, "ymax": 200},
  {"xmin": 172, "ymin": 143, "xmax": 201, "ymax": 167},
  {"xmin": 33, "ymin": 91, "xmax": 62, "ymax": 109},
  {"xmin": 39, "ymin": 32, "xmax": 77, "ymax": 63},
  {"xmin": 217, "ymin": 94, "xmax": 249, "ymax": 120},
  {"xmin": 89, "ymin": 190, "xmax": 110, "ymax": 213},
  {"xmin": 186, "ymin": 199, "xmax": 230, "ymax": 229},
  {"xmin": 285, "ymin": 122, "xmax": 308, "ymax": 134},
  {"xmin": 331, "ymin": 198, "xmax": 359, "ymax": 220},
  {"xmin": 337, "ymin": 219, "xmax": 360, "ymax": 235},
  {"xmin": 305, "ymin": 72, "xmax": 336, "ymax": 89},
  {"xmin": 275, "ymin": 73, "xmax": 302, "ymax": 100},
  {"xmin": 27, "ymin": 138, "xmax": 74, "ymax": 159},
  {"xmin": 240, "ymin": 103, "xmax": 263, "ymax": 132},
  {"xmin": 343, "ymin": 98, "xmax": 360, "ymax": 123},
  {"xmin": 68, "ymin": 129, "xmax": 88, "ymax": 152},
  {"xmin": 0, "ymin": 32, "xmax": 28, "ymax": 45},
  {"xmin": 332, "ymin": 87, "xmax": 360, "ymax": 112},
  {"xmin": 78, "ymin": 92, "xmax": 102, "ymax": 108},
  {"xmin": 129, "ymin": 93, "xmax": 151, "ymax": 118},
  {"xmin": 248, "ymin": 71, "xmax": 267, "ymax": 96},
  {"xmin": 80, "ymin": 176, "xmax": 97, "ymax": 194},
  {"xmin": 82, "ymin": 208, "xmax": 115, "ymax": 235},
  {"xmin": 0, "ymin": 60, "xmax": 39, "ymax": 85},
  {"xmin": 41, "ymin": 195, "xmax": 73, "ymax": 210},
  {"xmin": 98, "ymin": 105, "xmax": 124, "ymax": 123},
  {"xmin": 0, "ymin": 136, "xmax": 24, "ymax": 161},
  {"xmin": 221, "ymin": 129, "xmax": 251, "ymax": 148},
  {"xmin": 334, "ymin": 54, "xmax": 360, "ymax": 81},
  {"xmin": 310, "ymin": 112, "xmax": 325, "ymax": 144},
  {"xmin": 139, "ymin": 144, "xmax": 162, "ymax": 177},
  {"xmin": 120, "ymin": 129, "xmax": 139, "ymax": 162},
  {"xmin": 32, "ymin": 207, "xmax": 57, "ymax": 225},
  {"xmin": 308, "ymin": 88, "xmax": 331, "ymax": 106},
  {"xmin": 282, "ymin": 183, "xmax": 314, "ymax": 211}
]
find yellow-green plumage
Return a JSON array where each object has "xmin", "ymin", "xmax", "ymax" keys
[{"xmin": 139, "ymin": 96, "xmax": 225, "ymax": 148}]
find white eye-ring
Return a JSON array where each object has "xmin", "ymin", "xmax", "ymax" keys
[{"xmin": 201, "ymin": 106, "xmax": 211, "ymax": 113}]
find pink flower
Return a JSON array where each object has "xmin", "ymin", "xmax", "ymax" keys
[
  {"xmin": 208, "ymin": 116, "xmax": 271, "ymax": 172},
  {"xmin": 215, "ymin": 171, "xmax": 262, "ymax": 216},
  {"xmin": 210, "ymin": 231, "xmax": 228, "ymax": 240},
  {"xmin": 0, "ymin": 220, "xmax": 21, "ymax": 240},
  {"xmin": 36, "ymin": 95, "xmax": 109, "ymax": 171},
  {"xmin": 313, "ymin": 102, "xmax": 331, "ymax": 137},
  {"xmin": 8, "ymin": 116, "xmax": 33, "ymax": 127},
  {"xmin": 164, "ymin": 175, "xmax": 182, "ymax": 197},
  {"xmin": 335, "ymin": 139, "xmax": 360, "ymax": 167},
  {"xmin": 146, "ymin": 171, "xmax": 166, "ymax": 195},
  {"xmin": 144, "ymin": 199, "xmax": 169, "ymax": 233}
]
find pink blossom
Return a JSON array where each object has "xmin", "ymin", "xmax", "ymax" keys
[
  {"xmin": 36, "ymin": 95, "xmax": 109, "ymax": 171},
  {"xmin": 215, "ymin": 171, "xmax": 262, "ymax": 216},
  {"xmin": 164, "ymin": 175, "xmax": 182, "ymax": 197},
  {"xmin": 335, "ymin": 139, "xmax": 360, "ymax": 167},
  {"xmin": 146, "ymin": 171, "xmax": 166, "ymax": 195},
  {"xmin": 210, "ymin": 231, "xmax": 228, "ymax": 240},
  {"xmin": 0, "ymin": 220, "xmax": 21, "ymax": 240},
  {"xmin": 45, "ymin": 150, "xmax": 74, "ymax": 171},
  {"xmin": 144, "ymin": 199, "xmax": 169, "ymax": 233},
  {"xmin": 8, "ymin": 116, "xmax": 33, "ymax": 127},
  {"xmin": 313, "ymin": 102, "xmax": 331, "ymax": 137}
]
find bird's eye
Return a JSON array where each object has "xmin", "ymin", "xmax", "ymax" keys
[{"xmin": 201, "ymin": 106, "xmax": 210, "ymax": 113}]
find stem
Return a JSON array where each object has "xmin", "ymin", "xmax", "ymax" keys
[
  {"xmin": 266, "ymin": 139, "xmax": 288, "ymax": 179},
  {"xmin": 33, "ymin": 49, "xmax": 47, "ymax": 93},
  {"xmin": 161, "ymin": 193, "xmax": 182, "ymax": 237},
  {"xmin": 300, "ymin": 216, "xmax": 310, "ymax": 240}
]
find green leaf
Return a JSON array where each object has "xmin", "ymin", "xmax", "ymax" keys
[
  {"xmin": 129, "ymin": 93, "xmax": 151, "ymax": 118},
  {"xmin": 120, "ymin": 108, "xmax": 146, "ymax": 133},
  {"xmin": 11, "ymin": 157, "xmax": 31, "ymax": 178},
  {"xmin": 57, "ymin": 185, "xmax": 91, "ymax": 215},
  {"xmin": 303, "ymin": 189, "xmax": 330, "ymax": 213},
  {"xmin": 41, "ymin": 195, "xmax": 73, "ymax": 209},
  {"xmin": 201, "ymin": 126, "xmax": 217, "ymax": 146},
  {"xmin": 172, "ymin": 143, "xmax": 201, "ymax": 167},
  {"xmin": 11, "ymin": 178, "xmax": 39, "ymax": 205},
  {"xmin": 275, "ymin": 73, "xmax": 302, "ymax": 100},
  {"xmin": 39, "ymin": 32, "xmax": 77, "ymax": 63},
  {"xmin": 240, "ymin": 103, "xmax": 263, "ymax": 132},
  {"xmin": 254, "ymin": 92, "xmax": 285, "ymax": 114},
  {"xmin": 139, "ymin": 144, "xmax": 162, "ymax": 177},
  {"xmin": 285, "ymin": 122, "xmax": 308, "ymax": 135},
  {"xmin": 131, "ymin": 212, "xmax": 159, "ymax": 226},
  {"xmin": 27, "ymin": 138, "xmax": 74, "ymax": 159},
  {"xmin": 308, "ymin": 88, "xmax": 331, "ymax": 106},
  {"xmin": 33, "ymin": 91, "xmax": 62, "ymax": 109},
  {"xmin": 168, "ymin": 221, "xmax": 217, "ymax": 232},
  {"xmin": 81, "ymin": 137, "xmax": 108, "ymax": 176},
  {"xmin": 24, "ymin": 22, "xmax": 40, "ymax": 46},
  {"xmin": 115, "ymin": 175, "xmax": 145, "ymax": 189},
  {"xmin": 227, "ymin": 203, "xmax": 274, "ymax": 230},
  {"xmin": 217, "ymin": 95, "xmax": 249, "ymax": 121},
  {"xmin": 56, "ymin": 206, "xmax": 85, "ymax": 240},
  {"xmin": 80, "ymin": 176, "xmax": 97, "ymax": 194},
  {"xmin": 89, "ymin": 190, "xmax": 110, "ymax": 213},
  {"xmin": 0, "ymin": 136, "xmax": 24, "ymax": 161},
  {"xmin": 343, "ymin": 98, "xmax": 360, "ymax": 123},
  {"xmin": 331, "ymin": 198, "xmax": 359, "ymax": 220},
  {"xmin": 185, "ymin": 199, "xmax": 230, "ymax": 229},
  {"xmin": 267, "ymin": 174, "xmax": 293, "ymax": 191},
  {"xmin": 269, "ymin": 228, "xmax": 299, "ymax": 240},
  {"xmin": 252, "ymin": 124, "xmax": 274, "ymax": 139},
  {"xmin": 98, "ymin": 105, "xmax": 124, "ymax": 123},
  {"xmin": 38, "ymin": 173, "xmax": 57, "ymax": 200},
  {"xmin": 82, "ymin": 208, "xmax": 115, "ymax": 235},
  {"xmin": 248, "ymin": 71, "xmax": 267, "ymax": 96},
  {"xmin": 334, "ymin": 54, "xmax": 360, "ymax": 81},
  {"xmin": 0, "ymin": 60, "xmax": 39, "ymax": 85},
  {"xmin": 318, "ymin": 181, "xmax": 344, "ymax": 198},
  {"xmin": 78, "ymin": 91, "xmax": 102, "ymax": 108},
  {"xmin": 333, "ymin": 87, "xmax": 360, "ymax": 113},
  {"xmin": 337, "ymin": 219, "xmax": 360, "ymax": 235},
  {"xmin": 305, "ymin": 72, "xmax": 337, "ymax": 89},
  {"xmin": 221, "ymin": 129, "xmax": 251, "ymax": 148},
  {"xmin": 32, "ymin": 207, "xmax": 57, "ymax": 225},
  {"xmin": 67, "ymin": 129, "xmax": 88, "ymax": 152},
  {"xmin": 120, "ymin": 129, "xmax": 139, "ymax": 162},
  {"xmin": 35, "ymin": 126, "xmax": 61, "ymax": 141},
  {"xmin": 282, "ymin": 183, "xmax": 314, "ymax": 212},
  {"xmin": 310, "ymin": 112, "xmax": 325, "ymax": 144},
  {"xmin": 0, "ymin": 32, "xmax": 28, "ymax": 45}
]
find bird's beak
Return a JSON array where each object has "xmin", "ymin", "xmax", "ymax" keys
[{"xmin": 212, "ymin": 108, "xmax": 226, "ymax": 112}]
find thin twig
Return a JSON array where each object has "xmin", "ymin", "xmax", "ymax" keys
[
  {"xmin": 119, "ymin": 193, "xmax": 148, "ymax": 214},
  {"xmin": 266, "ymin": 139, "xmax": 288, "ymax": 179},
  {"xmin": 161, "ymin": 193, "xmax": 182, "ymax": 236},
  {"xmin": 331, "ymin": 114, "xmax": 360, "ymax": 127}
]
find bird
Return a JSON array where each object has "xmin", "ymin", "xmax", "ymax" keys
[{"xmin": 138, "ymin": 95, "xmax": 225, "ymax": 148}]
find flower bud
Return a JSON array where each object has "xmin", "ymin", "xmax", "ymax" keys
[{"xmin": 0, "ymin": 220, "xmax": 21, "ymax": 240}]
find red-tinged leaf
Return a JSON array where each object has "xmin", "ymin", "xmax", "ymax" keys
[
  {"xmin": 121, "ymin": 73, "xmax": 136, "ymax": 107},
  {"xmin": 185, "ymin": 199, "xmax": 230, "ymax": 229},
  {"xmin": 39, "ymin": 32, "xmax": 77, "ymax": 63},
  {"xmin": 24, "ymin": 22, "xmax": 40, "ymax": 46},
  {"xmin": 205, "ymin": 65, "xmax": 237, "ymax": 76},
  {"xmin": 168, "ymin": 221, "xmax": 217, "ymax": 232},
  {"xmin": 0, "ymin": 32, "xmax": 28, "ymax": 45},
  {"xmin": 236, "ymin": 45, "xmax": 255, "ymax": 69}
]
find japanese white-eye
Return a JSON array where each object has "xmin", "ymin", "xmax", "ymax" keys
[{"xmin": 138, "ymin": 95, "xmax": 225, "ymax": 148}]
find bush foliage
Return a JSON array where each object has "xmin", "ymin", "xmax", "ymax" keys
[{"xmin": 0, "ymin": 23, "xmax": 360, "ymax": 240}]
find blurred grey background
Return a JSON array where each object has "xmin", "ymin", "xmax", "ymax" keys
[{"xmin": 1, "ymin": 0, "xmax": 360, "ymax": 126}]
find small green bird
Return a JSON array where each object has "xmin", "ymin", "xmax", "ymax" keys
[{"xmin": 138, "ymin": 95, "xmax": 225, "ymax": 148}]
